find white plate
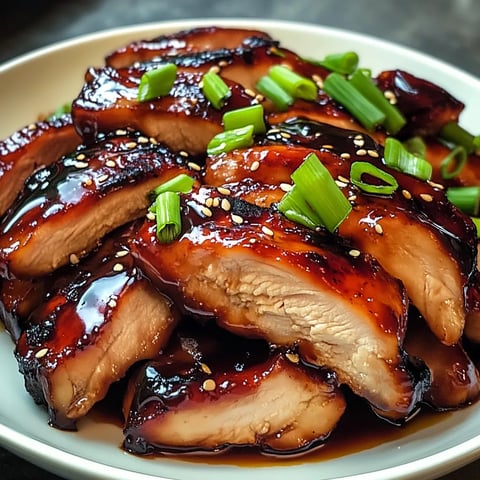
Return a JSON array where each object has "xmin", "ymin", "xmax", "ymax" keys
[{"xmin": 1, "ymin": 18, "xmax": 480, "ymax": 480}]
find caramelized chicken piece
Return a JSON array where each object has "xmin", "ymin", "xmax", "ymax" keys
[
  {"xmin": 130, "ymin": 186, "xmax": 429, "ymax": 423},
  {"xmin": 205, "ymin": 119, "xmax": 476, "ymax": 345},
  {"xmin": 123, "ymin": 321, "xmax": 346, "ymax": 455},
  {"xmin": 375, "ymin": 70, "xmax": 464, "ymax": 138},
  {"xmin": 0, "ymin": 130, "xmax": 196, "ymax": 278},
  {"xmin": 15, "ymin": 235, "xmax": 177, "ymax": 429},
  {"xmin": 105, "ymin": 26, "xmax": 274, "ymax": 68},
  {"xmin": 0, "ymin": 115, "xmax": 81, "ymax": 216},
  {"xmin": 404, "ymin": 309, "xmax": 480, "ymax": 409}
]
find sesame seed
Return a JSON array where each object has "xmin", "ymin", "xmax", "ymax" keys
[
  {"xmin": 108, "ymin": 299, "xmax": 117, "ymax": 308},
  {"xmin": 356, "ymin": 149, "xmax": 367, "ymax": 156},
  {"xmin": 97, "ymin": 174, "xmax": 109, "ymax": 183},
  {"xmin": 69, "ymin": 253, "xmax": 80, "ymax": 265},
  {"xmin": 221, "ymin": 198, "xmax": 231, "ymax": 211},
  {"xmin": 115, "ymin": 129, "xmax": 128, "ymax": 135},
  {"xmin": 187, "ymin": 161, "xmax": 202, "ymax": 171},
  {"xmin": 137, "ymin": 136, "xmax": 149, "ymax": 144},
  {"xmin": 420, "ymin": 193, "xmax": 434, "ymax": 202},
  {"xmin": 115, "ymin": 250, "xmax": 129, "ymax": 258},
  {"xmin": 146, "ymin": 211, "xmax": 156, "ymax": 220},
  {"xmin": 212, "ymin": 197, "xmax": 220, "ymax": 207},
  {"xmin": 231, "ymin": 214, "xmax": 244, "ymax": 224},
  {"xmin": 218, "ymin": 60, "xmax": 228, "ymax": 68},
  {"xmin": 280, "ymin": 132, "xmax": 291, "ymax": 139},
  {"xmin": 125, "ymin": 141, "xmax": 137, "ymax": 149},
  {"xmin": 340, "ymin": 152, "xmax": 351, "ymax": 159},
  {"xmin": 367, "ymin": 149, "xmax": 379, "ymax": 158},
  {"xmin": 209, "ymin": 65, "xmax": 220, "ymax": 74},
  {"xmin": 74, "ymin": 161, "xmax": 89, "ymax": 169},
  {"xmin": 384, "ymin": 90, "xmax": 397, "ymax": 104},
  {"xmin": 261, "ymin": 225, "xmax": 274, "ymax": 236},
  {"xmin": 200, "ymin": 363, "xmax": 212, "ymax": 374},
  {"xmin": 348, "ymin": 194, "xmax": 357, "ymax": 202},
  {"xmin": 35, "ymin": 348, "xmax": 49, "ymax": 359},
  {"xmin": 106, "ymin": 160, "xmax": 116, "ymax": 168},
  {"xmin": 27, "ymin": 123, "xmax": 37, "ymax": 131},
  {"xmin": 375, "ymin": 224, "xmax": 384, "ymax": 235},
  {"xmin": 267, "ymin": 128, "xmax": 281, "ymax": 134},
  {"xmin": 149, "ymin": 137, "xmax": 158, "ymax": 145},
  {"xmin": 205, "ymin": 197, "xmax": 214, "ymax": 208},
  {"xmin": 322, "ymin": 144, "xmax": 334, "ymax": 149},
  {"xmin": 349, "ymin": 249, "xmax": 361, "ymax": 257},
  {"xmin": 427, "ymin": 180, "xmax": 444, "ymax": 190},
  {"xmin": 279, "ymin": 182, "xmax": 293, "ymax": 192},
  {"xmin": 402, "ymin": 189, "xmax": 412, "ymax": 200},
  {"xmin": 83, "ymin": 178, "xmax": 93, "ymax": 187},
  {"xmin": 255, "ymin": 94, "xmax": 265, "ymax": 103},
  {"xmin": 201, "ymin": 206, "xmax": 213, "ymax": 217},
  {"xmin": 113, "ymin": 263, "xmax": 124, "ymax": 272},
  {"xmin": 76, "ymin": 153, "xmax": 86, "ymax": 161},
  {"xmin": 335, "ymin": 179, "xmax": 348, "ymax": 188},
  {"xmin": 285, "ymin": 352, "xmax": 299, "ymax": 364},
  {"xmin": 179, "ymin": 150, "xmax": 189, "ymax": 158},
  {"xmin": 202, "ymin": 378, "xmax": 216, "ymax": 391},
  {"xmin": 249, "ymin": 238, "xmax": 257, "ymax": 244},
  {"xmin": 245, "ymin": 88, "xmax": 256, "ymax": 98},
  {"xmin": 337, "ymin": 175, "xmax": 350, "ymax": 184},
  {"xmin": 217, "ymin": 187, "xmax": 231, "ymax": 195},
  {"xmin": 250, "ymin": 160, "xmax": 260, "ymax": 171}
]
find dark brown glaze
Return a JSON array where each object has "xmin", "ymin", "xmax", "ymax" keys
[
  {"xmin": 72, "ymin": 68, "xmax": 255, "ymax": 154},
  {"xmin": 123, "ymin": 321, "xmax": 346, "ymax": 455},
  {"xmin": 130, "ymin": 185, "xmax": 429, "ymax": 423},
  {"xmin": 0, "ymin": 114, "xmax": 81, "ymax": 216},
  {"xmin": 15, "ymin": 233, "xmax": 177, "ymax": 429},
  {"xmin": 229, "ymin": 119, "xmax": 476, "ymax": 345},
  {"xmin": 105, "ymin": 26, "xmax": 275, "ymax": 68},
  {"xmin": 404, "ymin": 308, "xmax": 480, "ymax": 409},
  {"xmin": 465, "ymin": 271, "xmax": 480, "ymax": 343},
  {"xmin": 375, "ymin": 70, "xmax": 464, "ymax": 138},
  {"xmin": 0, "ymin": 130, "xmax": 197, "ymax": 278}
]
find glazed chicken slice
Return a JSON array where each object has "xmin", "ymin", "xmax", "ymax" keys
[
  {"xmin": 0, "ymin": 114, "xmax": 81, "ymax": 216},
  {"xmin": 130, "ymin": 186, "xmax": 429, "ymax": 423},
  {"xmin": 404, "ymin": 309, "xmax": 480, "ymax": 409},
  {"xmin": 15, "ymin": 234, "xmax": 177, "ymax": 430},
  {"xmin": 123, "ymin": 321, "xmax": 346, "ymax": 455},
  {"xmin": 204, "ymin": 119, "xmax": 477, "ymax": 345},
  {"xmin": 0, "ymin": 130, "xmax": 196, "ymax": 278},
  {"xmin": 105, "ymin": 26, "xmax": 274, "ymax": 68}
]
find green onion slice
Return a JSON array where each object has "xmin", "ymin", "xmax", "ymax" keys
[
  {"xmin": 350, "ymin": 161, "xmax": 399, "ymax": 195},
  {"xmin": 279, "ymin": 152, "xmax": 352, "ymax": 232},
  {"xmin": 154, "ymin": 191, "xmax": 182, "ymax": 243},
  {"xmin": 403, "ymin": 136, "xmax": 427, "ymax": 159},
  {"xmin": 316, "ymin": 51, "xmax": 359, "ymax": 75},
  {"xmin": 152, "ymin": 173, "xmax": 195, "ymax": 197},
  {"xmin": 446, "ymin": 186, "xmax": 480, "ymax": 216},
  {"xmin": 268, "ymin": 65, "xmax": 318, "ymax": 101},
  {"xmin": 384, "ymin": 137, "xmax": 432, "ymax": 181},
  {"xmin": 440, "ymin": 146, "xmax": 467, "ymax": 180},
  {"xmin": 207, "ymin": 124, "xmax": 254, "ymax": 155},
  {"xmin": 201, "ymin": 70, "xmax": 232, "ymax": 109},
  {"xmin": 440, "ymin": 122, "xmax": 480, "ymax": 154},
  {"xmin": 348, "ymin": 70, "xmax": 406, "ymax": 135},
  {"xmin": 256, "ymin": 75, "xmax": 294, "ymax": 111},
  {"xmin": 322, "ymin": 72, "xmax": 385, "ymax": 131},
  {"xmin": 471, "ymin": 217, "xmax": 480, "ymax": 238},
  {"xmin": 137, "ymin": 64, "xmax": 178, "ymax": 102},
  {"xmin": 222, "ymin": 104, "xmax": 266, "ymax": 134}
]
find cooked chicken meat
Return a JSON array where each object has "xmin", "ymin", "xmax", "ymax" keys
[
  {"xmin": 0, "ymin": 130, "xmax": 196, "ymax": 277},
  {"xmin": 15, "ymin": 235, "xmax": 177, "ymax": 429},
  {"xmin": 123, "ymin": 321, "xmax": 346, "ymax": 455}
]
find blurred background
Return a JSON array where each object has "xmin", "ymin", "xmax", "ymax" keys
[{"xmin": 0, "ymin": 0, "xmax": 479, "ymax": 479}]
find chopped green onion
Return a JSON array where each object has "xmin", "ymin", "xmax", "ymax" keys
[
  {"xmin": 154, "ymin": 191, "xmax": 182, "ymax": 243},
  {"xmin": 384, "ymin": 137, "xmax": 432, "ymax": 181},
  {"xmin": 446, "ymin": 186, "xmax": 480, "ymax": 216},
  {"xmin": 222, "ymin": 104, "xmax": 266, "ymax": 134},
  {"xmin": 322, "ymin": 72, "xmax": 385, "ymax": 131},
  {"xmin": 201, "ymin": 70, "xmax": 232, "ymax": 109},
  {"xmin": 256, "ymin": 75, "xmax": 294, "ymax": 111},
  {"xmin": 278, "ymin": 152, "xmax": 352, "ymax": 232},
  {"xmin": 207, "ymin": 124, "xmax": 254, "ymax": 155},
  {"xmin": 471, "ymin": 217, "xmax": 480, "ymax": 238},
  {"xmin": 268, "ymin": 65, "xmax": 318, "ymax": 101},
  {"xmin": 348, "ymin": 70, "xmax": 406, "ymax": 134},
  {"xmin": 350, "ymin": 161, "xmax": 398, "ymax": 195},
  {"xmin": 137, "ymin": 64, "xmax": 178, "ymax": 102},
  {"xmin": 440, "ymin": 122, "xmax": 480, "ymax": 154},
  {"xmin": 316, "ymin": 51, "xmax": 359, "ymax": 75},
  {"xmin": 152, "ymin": 173, "xmax": 195, "ymax": 197},
  {"xmin": 403, "ymin": 136, "xmax": 427, "ymax": 159},
  {"xmin": 440, "ymin": 146, "xmax": 467, "ymax": 180}
]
